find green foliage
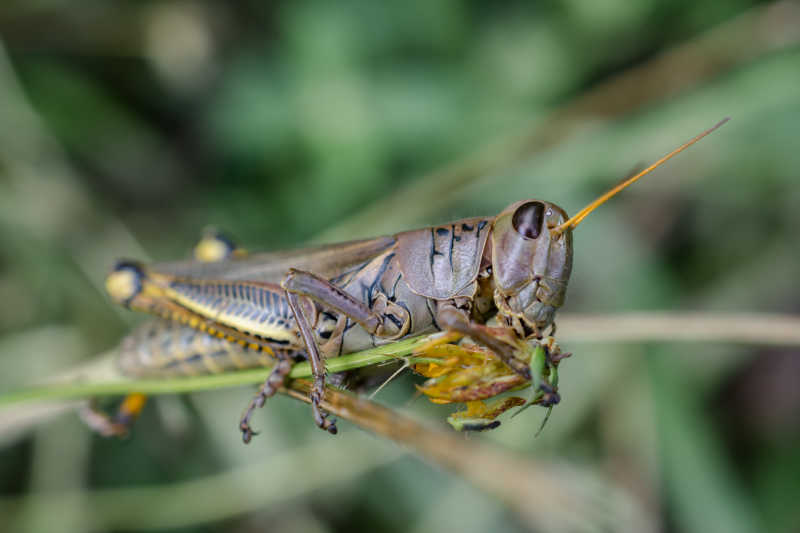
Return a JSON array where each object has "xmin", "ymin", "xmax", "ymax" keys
[{"xmin": 1, "ymin": 1, "xmax": 799, "ymax": 532}]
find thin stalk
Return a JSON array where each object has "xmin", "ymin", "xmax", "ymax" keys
[
  {"xmin": 0, "ymin": 334, "xmax": 437, "ymax": 408},
  {"xmin": 557, "ymin": 312, "xmax": 800, "ymax": 346},
  {"xmin": 284, "ymin": 379, "xmax": 652, "ymax": 533},
  {"xmin": 3, "ymin": 312, "xmax": 799, "ymax": 409},
  {"xmin": 0, "ymin": 379, "xmax": 653, "ymax": 533}
]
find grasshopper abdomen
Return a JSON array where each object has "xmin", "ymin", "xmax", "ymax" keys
[{"xmin": 118, "ymin": 320, "xmax": 274, "ymax": 377}]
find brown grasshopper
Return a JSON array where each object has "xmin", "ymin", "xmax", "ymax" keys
[{"xmin": 102, "ymin": 119, "xmax": 727, "ymax": 442}]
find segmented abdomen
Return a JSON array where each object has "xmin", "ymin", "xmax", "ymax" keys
[
  {"xmin": 163, "ymin": 278, "xmax": 296, "ymax": 345},
  {"xmin": 118, "ymin": 320, "xmax": 278, "ymax": 377}
]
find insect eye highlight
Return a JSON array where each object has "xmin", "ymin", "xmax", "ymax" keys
[{"xmin": 512, "ymin": 201, "xmax": 545, "ymax": 239}]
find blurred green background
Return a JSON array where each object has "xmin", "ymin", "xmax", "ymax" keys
[{"xmin": 1, "ymin": 1, "xmax": 799, "ymax": 532}]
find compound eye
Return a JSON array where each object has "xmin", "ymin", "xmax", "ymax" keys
[{"xmin": 512, "ymin": 201, "xmax": 545, "ymax": 239}]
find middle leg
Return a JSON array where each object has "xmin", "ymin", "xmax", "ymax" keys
[{"xmin": 436, "ymin": 304, "xmax": 532, "ymax": 381}]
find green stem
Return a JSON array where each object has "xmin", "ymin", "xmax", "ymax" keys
[
  {"xmin": 6, "ymin": 311, "xmax": 798, "ymax": 409},
  {"xmin": 0, "ymin": 334, "xmax": 437, "ymax": 408}
]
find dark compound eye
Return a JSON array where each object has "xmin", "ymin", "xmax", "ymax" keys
[{"xmin": 512, "ymin": 201, "xmax": 545, "ymax": 239}]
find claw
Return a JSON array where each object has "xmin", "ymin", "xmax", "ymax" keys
[
  {"xmin": 539, "ymin": 389, "xmax": 560, "ymax": 407},
  {"xmin": 238, "ymin": 357, "xmax": 293, "ymax": 443},
  {"xmin": 240, "ymin": 423, "xmax": 257, "ymax": 444},
  {"xmin": 310, "ymin": 389, "xmax": 338, "ymax": 435},
  {"xmin": 325, "ymin": 420, "xmax": 339, "ymax": 435}
]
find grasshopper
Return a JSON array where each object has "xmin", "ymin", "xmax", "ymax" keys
[{"xmin": 101, "ymin": 120, "xmax": 727, "ymax": 442}]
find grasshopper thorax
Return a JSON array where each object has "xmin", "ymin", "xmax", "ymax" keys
[{"xmin": 490, "ymin": 200, "xmax": 573, "ymax": 338}]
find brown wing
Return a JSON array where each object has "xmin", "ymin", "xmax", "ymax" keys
[
  {"xmin": 149, "ymin": 236, "xmax": 397, "ymax": 284},
  {"xmin": 396, "ymin": 217, "xmax": 492, "ymax": 300}
]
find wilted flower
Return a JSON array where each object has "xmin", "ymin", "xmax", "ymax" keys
[{"xmin": 411, "ymin": 331, "xmax": 569, "ymax": 431}]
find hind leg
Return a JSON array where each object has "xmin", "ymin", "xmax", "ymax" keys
[
  {"xmin": 238, "ymin": 352, "xmax": 295, "ymax": 443},
  {"xmin": 79, "ymin": 393, "xmax": 147, "ymax": 437},
  {"xmin": 281, "ymin": 268, "xmax": 411, "ymax": 435}
]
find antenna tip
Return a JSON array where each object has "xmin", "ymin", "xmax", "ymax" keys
[{"xmin": 714, "ymin": 117, "xmax": 731, "ymax": 129}]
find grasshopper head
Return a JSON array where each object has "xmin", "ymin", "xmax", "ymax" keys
[
  {"xmin": 489, "ymin": 118, "xmax": 728, "ymax": 338},
  {"xmin": 491, "ymin": 200, "xmax": 572, "ymax": 337}
]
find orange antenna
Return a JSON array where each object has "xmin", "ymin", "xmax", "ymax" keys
[{"xmin": 552, "ymin": 118, "xmax": 729, "ymax": 235}]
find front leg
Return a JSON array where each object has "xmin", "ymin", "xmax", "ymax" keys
[
  {"xmin": 281, "ymin": 268, "xmax": 411, "ymax": 434},
  {"xmin": 436, "ymin": 304, "xmax": 532, "ymax": 381}
]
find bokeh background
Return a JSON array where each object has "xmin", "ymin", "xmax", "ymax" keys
[{"xmin": 1, "ymin": 1, "xmax": 799, "ymax": 532}]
